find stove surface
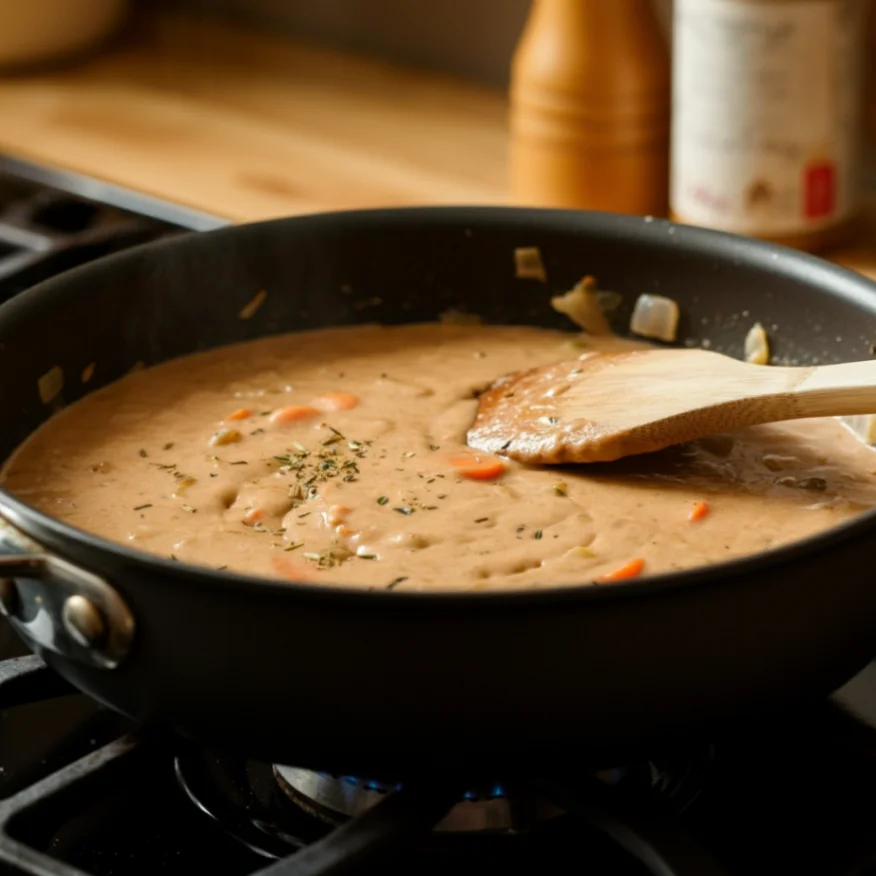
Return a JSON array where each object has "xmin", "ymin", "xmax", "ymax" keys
[
  {"xmin": 0, "ymin": 157, "xmax": 876, "ymax": 875},
  {"xmin": 0, "ymin": 154, "xmax": 224, "ymax": 307},
  {"xmin": 4, "ymin": 622, "xmax": 876, "ymax": 876}
]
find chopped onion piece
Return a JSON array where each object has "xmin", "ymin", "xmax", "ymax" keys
[
  {"xmin": 514, "ymin": 246, "xmax": 547, "ymax": 282},
  {"xmin": 551, "ymin": 276, "xmax": 611, "ymax": 336},
  {"xmin": 37, "ymin": 365, "xmax": 64, "ymax": 405},
  {"xmin": 840, "ymin": 414, "xmax": 876, "ymax": 445},
  {"xmin": 744, "ymin": 322, "xmax": 770, "ymax": 365},
  {"xmin": 629, "ymin": 294, "xmax": 679, "ymax": 342},
  {"xmin": 597, "ymin": 290, "xmax": 623, "ymax": 313}
]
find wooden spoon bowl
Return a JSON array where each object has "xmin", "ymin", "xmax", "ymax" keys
[{"xmin": 468, "ymin": 347, "xmax": 876, "ymax": 464}]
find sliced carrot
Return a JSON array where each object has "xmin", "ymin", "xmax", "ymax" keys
[
  {"xmin": 595, "ymin": 557, "xmax": 645, "ymax": 583},
  {"xmin": 224, "ymin": 408, "xmax": 253, "ymax": 422},
  {"xmin": 448, "ymin": 452, "xmax": 506, "ymax": 480},
  {"xmin": 271, "ymin": 405, "xmax": 320, "ymax": 424},
  {"xmin": 243, "ymin": 508, "xmax": 264, "ymax": 525},
  {"xmin": 688, "ymin": 500, "xmax": 710, "ymax": 522},
  {"xmin": 315, "ymin": 391, "xmax": 360, "ymax": 412}
]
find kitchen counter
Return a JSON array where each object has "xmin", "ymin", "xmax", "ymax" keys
[
  {"xmin": 0, "ymin": 14, "xmax": 506, "ymax": 218},
  {"xmin": 0, "ymin": 12, "xmax": 874, "ymax": 280}
]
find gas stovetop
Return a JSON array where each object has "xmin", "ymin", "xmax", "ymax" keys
[
  {"xmin": 0, "ymin": 154, "xmax": 224, "ymax": 304},
  {"xmin": 2, "ymin": 156, "xmax": 876, "ymax": 876}
]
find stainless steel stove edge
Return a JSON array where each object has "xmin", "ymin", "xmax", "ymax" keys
[{"xmin": 0, "ymin": 154, "xmax": 229, "ymax": 233}]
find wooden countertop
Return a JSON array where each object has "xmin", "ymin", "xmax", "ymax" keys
[
  {"xmin": 0, "ymin": 12, "xmax": 873, "ymax": 281},
  {"xmin": 0, "ymin": 14, "xmax": 507, "ymax": 219}
]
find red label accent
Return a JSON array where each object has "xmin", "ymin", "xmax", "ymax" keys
[{"xmin": 804, "ymin": 161, "xmax": 836, "ymax": 219}]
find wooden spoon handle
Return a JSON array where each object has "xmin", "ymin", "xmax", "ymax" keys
[{"xmin": 790, "ymin": 360, "xmax": 876, "ymax": 417}]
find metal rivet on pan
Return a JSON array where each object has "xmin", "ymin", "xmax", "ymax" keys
[
  {"xmin": 62, "ymin": 595, "xmax": 106, "ymax": 649},
  {"xmin": 0, "ymin": 579, "xmax": 19, "ymax": 617}
]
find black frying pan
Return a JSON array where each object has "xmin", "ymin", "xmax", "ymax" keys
[{"xmin": 0, "ymin": 207, "xmax": 875, "ymax": 779}]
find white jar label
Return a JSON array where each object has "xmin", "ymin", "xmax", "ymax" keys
[{"xmin": 671, "ymin": 0, "xmax": 864, "ymax": 236}]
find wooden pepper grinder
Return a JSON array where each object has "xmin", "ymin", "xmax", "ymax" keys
[
  {"xmin": 509, "ymin": 0, "xmax": 671, "ymax": 216},
  {"xmin": 868, "ymin": 2, "xmax": 876, "ymax": 154}
]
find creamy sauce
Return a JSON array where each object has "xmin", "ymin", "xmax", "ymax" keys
[{"xmin": 3, "ymin": 323, "xmax": 876, "ymax": 592}]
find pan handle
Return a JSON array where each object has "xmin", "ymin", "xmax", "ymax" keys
[{"xmin": 0, "ymin": 516, "xmax": 134, "ymax": 670}]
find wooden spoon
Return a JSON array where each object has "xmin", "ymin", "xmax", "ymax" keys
[{"xmin": 467, "ymin": 347, "xmax": 876, "ymax": 464}]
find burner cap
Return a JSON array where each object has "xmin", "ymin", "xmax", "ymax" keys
[{"xmin": 273, "ymin": 766, "xmax": 563, "ymax": 834}]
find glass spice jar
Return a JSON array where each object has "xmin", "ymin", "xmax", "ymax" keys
[{"xmin": 670, "ymin": 0, "xmax": 868, "ymax": 253}]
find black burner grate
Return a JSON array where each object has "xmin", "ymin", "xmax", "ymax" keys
[
  {"xmin": 0, "ymin": 154, "xmax": 225, "ymax": 304},
  {"xmin": 7, "ymin": 649, "xmax": 876, "ymax": 876},
  {"xmin": 0, "ymin": 654, "xmax": 755, "ymax": 876}
]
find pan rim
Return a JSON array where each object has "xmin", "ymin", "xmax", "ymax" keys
[{"xmin": 1, "ymin": 204, "xmax": 876, "ymax": 605}]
